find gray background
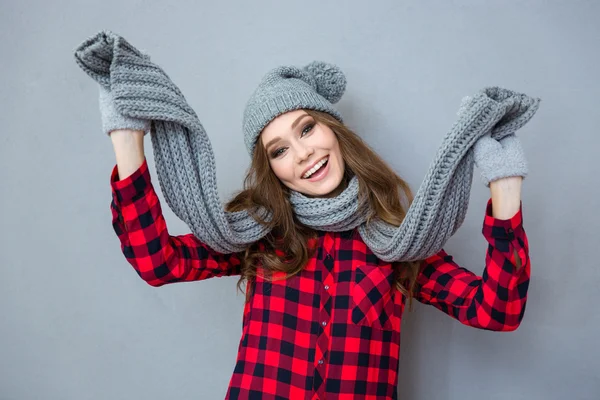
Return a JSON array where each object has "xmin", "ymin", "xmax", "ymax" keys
[{"xmin": 1, "ymin": 0, "xmax": 598, "ymax": 399}]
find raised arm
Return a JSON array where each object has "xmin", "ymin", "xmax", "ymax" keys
[
  {"xmin": 414, "ymin": 192, "xmax": 530, "ymax": 332},
  {"xmin": 109, "ymin": 129, "xmax": 242, "ymax": 287}
]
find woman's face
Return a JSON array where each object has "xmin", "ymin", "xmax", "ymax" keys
[{"xmin": 260, "ymin": 110, "xmax": 346, "ymax": 198}]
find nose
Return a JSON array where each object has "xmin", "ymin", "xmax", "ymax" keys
[{"xmin": 295, "ymin": 142, "xmax": 314, "ymax": 164}]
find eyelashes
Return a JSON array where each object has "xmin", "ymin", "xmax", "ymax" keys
[
  {"xmin": 270, "ymin": 121, "xmax": 316, "ymax": 158},
  {"xmin": 301, "ymin": 122, "xmax": 315, "ymax": 136}
]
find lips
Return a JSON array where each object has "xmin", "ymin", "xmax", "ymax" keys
[{"xmin": 301, "ymin": 156, "xmax": 329, "ymax": 179}]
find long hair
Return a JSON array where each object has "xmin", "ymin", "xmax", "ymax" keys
[{"xmin": 225, "ymin": 109, "xmax": 423, "ymax": 310}]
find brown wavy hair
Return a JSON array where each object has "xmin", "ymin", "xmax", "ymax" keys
[{"xmin": 225, "ymin": 109, "xmax": 423, "ymax": 310}]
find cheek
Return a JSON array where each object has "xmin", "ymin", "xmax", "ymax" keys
[
  {"xmin": 327, "ymin": 134, "xmax": 342, "ymax": 157},
  {"xmin": 331, "ymin": 141, "xmax": 344, "ymax": 170},
  {"xmin": 323, "ymin": 128, "xmax": 339, "ymax": 149},
  {"xmin": 270, "ymin": 159, "xmax": 295, "ymax": 181}
]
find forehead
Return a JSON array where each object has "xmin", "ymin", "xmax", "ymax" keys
[{"xmin": 261, "ymin": 109, "xmax": 308, "ymax": 141}]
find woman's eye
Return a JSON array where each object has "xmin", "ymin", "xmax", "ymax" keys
[
  {"xmin": 302, "ymin": 123, "xmax": 315, "ymax": 136},
  {"xmin": 271, "ymin": 148, "xmax": 285, "ymax": 158},
  {"xmin": 270, "ymin": 122, "xmax": 315, "ymax": 158}
]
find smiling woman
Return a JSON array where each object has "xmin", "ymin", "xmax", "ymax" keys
[
  {"xmin": 77, "ymin": 30, "xmax": 534, "ymax": 400},
  {"xmin": 260, "ymin": 110, "xmax": 347, "ymax": 198}
]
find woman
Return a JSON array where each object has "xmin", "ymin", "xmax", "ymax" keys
[{"xmin": 102, "ymin": 50, "xmax": 529, "ymax": 400}]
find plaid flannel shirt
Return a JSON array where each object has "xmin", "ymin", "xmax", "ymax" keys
[{"xmin": 110, "ymin": 158, "xmax": 530, "ymax": 400}]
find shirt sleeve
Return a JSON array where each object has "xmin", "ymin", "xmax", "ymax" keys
[
  {"xmin": 110, "ymin": 158, "xmax": 243, "ymax": 287},
  {"xmin": 414, "ymin": 198, "xmax": 530, "ymax": 331}
]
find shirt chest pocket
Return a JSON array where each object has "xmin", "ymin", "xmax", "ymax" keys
[{"xmin": 350, "ymin": 264, "xmax": 399, "ymax": 331}]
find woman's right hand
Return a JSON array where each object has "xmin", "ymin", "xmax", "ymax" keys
[
  {"xmin": 99, "ymin": 86, "xmax": 150, "ymax": 137},
  {"xmin": 99, "ymin": 85, "xmax": 149, "ymax": 181}
]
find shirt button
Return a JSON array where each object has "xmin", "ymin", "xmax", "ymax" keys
[
  {"xmin": 321, "ymin": 321, "xmax": 327, "ymax": 326},
  {"xmin": 325, "ymin": 254, "xmax": 332, "ymax": 260},
  {"xmin": 324, "ymin": 285, "xmax": 330, "ymax": 290},
  {"xmin": 318, "ymin": 359, "xmax": 324, "ymax": 365}
]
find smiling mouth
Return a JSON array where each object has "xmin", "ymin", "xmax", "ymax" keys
[{"xmin": 302, "ymin": 156, "xmax": 329, "ymax": 179}]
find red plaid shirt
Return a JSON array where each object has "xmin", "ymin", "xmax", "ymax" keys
[{"xmin": 110, "ymin": 158, "xmax": 530, "ymax": 400}]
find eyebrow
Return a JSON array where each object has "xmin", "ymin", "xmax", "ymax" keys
[{"xmin": 264, "ymin": 113, "xmax": 310, "ymax": 151}]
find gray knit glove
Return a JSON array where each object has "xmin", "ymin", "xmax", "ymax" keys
[
  {"xmin": 457, "ymin": 95, "xmax": 528, "ymax": 187},
  {"xmin": 98, "ymin": 85, "xmax": 150, "ymax": 136},
  {"xmin": 472, "ymin": 132, "xmax": 528, "ymax": 187}
]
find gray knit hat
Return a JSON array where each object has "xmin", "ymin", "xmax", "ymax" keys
[{"xmin": 242, "ymin": 61, "xmax": 347, "ymax": 156}]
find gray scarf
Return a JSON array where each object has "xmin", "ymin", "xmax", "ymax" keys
[{"xmin": 74, "ymin": 31, "xmax": 540, "ymax": 262}]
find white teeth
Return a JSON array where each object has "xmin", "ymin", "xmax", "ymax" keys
[{"xmin": 303, "ymin": 157, "xmax": 328, "ymax": 179}]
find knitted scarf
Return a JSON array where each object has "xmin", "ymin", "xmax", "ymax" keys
[{"xmin": 74, "ymin": 31, "xmax": 540, "ymax": 262}]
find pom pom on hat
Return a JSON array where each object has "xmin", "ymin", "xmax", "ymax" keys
[{"xmin": 303, "ymin": 61, "xmax": 346, "ymax": 104}]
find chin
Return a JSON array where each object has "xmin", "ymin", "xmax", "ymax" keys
[{"xmin": 299, "ymin": 172, "xmax": 345, "ymax": 198}]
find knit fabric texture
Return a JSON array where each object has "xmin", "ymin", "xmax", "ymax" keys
[{"xmin": 74, "ymin": 30, "xmax": 541, "ymax": 262}]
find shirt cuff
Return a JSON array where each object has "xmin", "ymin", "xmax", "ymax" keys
[
  {"xmin": 482, "ymin": 197, "xmax": 524, "ymax": 240},
  {"xmin": 110, "ymin": 157, "xmax": 152, "ymax": 205}
]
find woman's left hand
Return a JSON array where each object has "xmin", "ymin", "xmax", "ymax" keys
[
  {"xmin": 473, "ymin": 133, "xmax": 528, "ymax": 188},
  {"xmin": 473, "ymin": 133, "xmax": 527, "ymax": 219}
]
